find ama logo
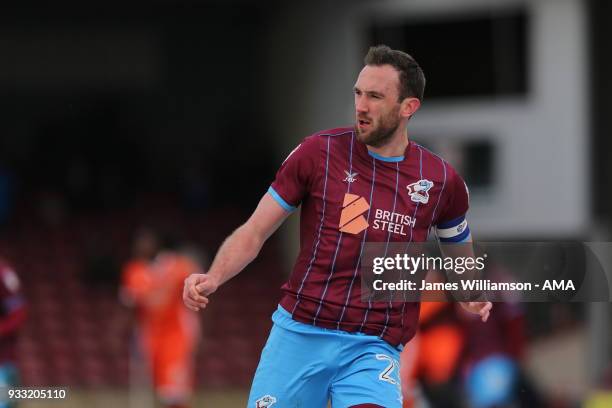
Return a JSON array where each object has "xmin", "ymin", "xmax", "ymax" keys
[
  {"xmin": 407, "ymin": 179, "xmax": 434, "ymax": 204},
  {"xmin": 339, "ymin": 193, "xmax": 370, "ymax": 234}
]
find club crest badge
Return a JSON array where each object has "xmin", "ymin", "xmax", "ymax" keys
[
  {"xmin": 255, "ymin": 395, "xmax": 277, "ymax": 408},
  {"xmin": 407, "ymin": 179, "xmax": 434, "ymax": 204}
]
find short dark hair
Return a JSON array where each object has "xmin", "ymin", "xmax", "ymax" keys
[{"xmin": 364, "ymin": 45, "xmax": 426, "ymax": 102}]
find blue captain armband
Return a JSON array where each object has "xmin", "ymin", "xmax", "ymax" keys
[{"xmin": 436, "ymin": 215, "xmax": 471, "ymax": 243}]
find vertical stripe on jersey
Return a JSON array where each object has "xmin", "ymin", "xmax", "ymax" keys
[
  {"xmin": 384, "ymin": 163, "xmax": 401, "ymax": 250},
  {"xmin": 313, "ymin": 133, "xmax": 355, "ymax": 324},
  {"xmin": 406, "ymin": 146, "xmax": 423, "ymax": 245},
  {"xmin": 428, "ymin": 158, "xmax": 448, "ymax": 232},
  {"xmin": 337, "ymin": 155, "xmax": 377, "ymax": 329},
  {"xmin": 413, "ymin": 143, "xmax": 449, "ymax": 234},
  {"xmin": 379, "ymin": 162, "xmax": 401, "ymax": 335},
  {"xmin": 291, "ymin": 135, "xmax": 332, "ymax": 315},
  {"xmin": 392, "ymin": 145, "xmax": 425, "ymax": 338},
  {"xmin": 359, "ymin": 159, "xmax": 401, "ymax": 332}
]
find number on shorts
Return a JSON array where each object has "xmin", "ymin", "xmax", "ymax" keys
[{"xmin": 375, "ymin": 354, "xmax": 399, "ymax": 385}]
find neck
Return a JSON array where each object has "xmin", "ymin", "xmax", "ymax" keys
[{"xmin": 366, "ymin": 125, "xmax": 409, "ymax": 158}]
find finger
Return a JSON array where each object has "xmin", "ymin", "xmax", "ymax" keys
[
  {"xmin": 481, "ymin": 304, "xmax": 491, "ymax": 322},
  {"xmin": 193, "ymin": 290, "xmax": 208, "ymax": 303},
  {"xmin": 185, "ymin": 304, "xmax": 199, "ymax": 312},
  {"xmin": 481, "ymin": 310, "xmax": 490, "ymax": 322},
  {"xmin": 196, "ymin": 297, "xmax": 209, "ymax": 307},
  {"xmin": 189, "ymin": 283, "xmax": 201, "ymax": 300},
  {"xmin": 185, "ymin": 275, "xmax": 205, "ymax": 292},
  {"xmin": 183, "ymin": 298, "xmax": 200, "ymax": 312},
  {"xmin": 182, "ymin": 283, "xmax": 193, "ymax": 299},
  {"xmin": 184, "ymin": 276, "xmax": 197, "ymax": 290},
  {"xmin": 188, "ymin": 295, "xmax": 209, "ymax": 308}
]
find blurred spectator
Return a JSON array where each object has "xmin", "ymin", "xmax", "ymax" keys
[
  {"xmin": 0, "ymin": 258, "xmax": 27, "ymax": 408},
  {"xmin": 120, "ymin": 228, "xmax": 202, "ymax": 408}
]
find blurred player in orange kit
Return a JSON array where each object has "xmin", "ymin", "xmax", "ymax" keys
[
  {"xmin": 400, "ymin": 301, "xmax": 464, "ymax": 408},
  {"xmin": 121, "ymin": 228, "xmax": 202, "ymax": 408},
  {"xmin": 0, "ymin": 258, "xmax": 27, "ymax": 408}
]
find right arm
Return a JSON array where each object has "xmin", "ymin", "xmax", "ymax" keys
[
  {"xmin": 184, "ymin": 135, "xmax": 319, "ymax": 311},
  {"xmin": 183, "ymin": 192, "xmax": 291, "ymax": 311}
]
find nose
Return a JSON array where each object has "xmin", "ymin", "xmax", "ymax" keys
[{"xmin": 355, "ymin": 94, "xmax": 368, "ymax": 114}]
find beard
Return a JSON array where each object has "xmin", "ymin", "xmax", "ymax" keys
[{"xmin": 355, "ymin": 107, "xmax": 401, "ymax": 148}]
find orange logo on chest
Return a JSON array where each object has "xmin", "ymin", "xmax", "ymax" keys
[{"xmin": 339, "ymin": 193, "xmax": 370, "ymax": 234}]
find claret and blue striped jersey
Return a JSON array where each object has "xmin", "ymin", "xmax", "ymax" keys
[{"xmin": 268, "ymin": 127, "xmax": 470, "ymax": 346}]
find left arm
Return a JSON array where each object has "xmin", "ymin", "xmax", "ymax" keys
[
  {"xmin": 433, "ymin": 166, "xmax": 492, "ymax": 322},
  {"xmin": 437, "ymin": 235, "xmax": 492, "ymax": 322}
]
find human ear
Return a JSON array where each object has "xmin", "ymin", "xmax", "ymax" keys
[{"xmin": 400, "ymin": 97, "xmax": 421, "ymax": 118}]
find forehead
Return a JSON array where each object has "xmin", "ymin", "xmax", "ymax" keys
[{"xmin": 355, "ymin": 64, "xmax": 400, "ymax": 96}]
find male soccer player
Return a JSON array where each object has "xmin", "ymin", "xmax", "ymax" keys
[
  {"xmin": 122, "ymin": 229, "xmax": 201, "ymax": 408},
  {"xmin": 184, "ymin": 45, "xmax": 492, "ymax": 407}
]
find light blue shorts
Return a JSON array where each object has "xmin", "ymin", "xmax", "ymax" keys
[{"xmin": 247, "ymin": 306, "xmax": 402, "ymax": 408}]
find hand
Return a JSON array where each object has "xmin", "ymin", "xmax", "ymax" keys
[
  {"xmin": 183, "ymin": 273, "xmax": 219, "ymax": 311},
  {"xmin": 459, "ymin": 301, "xmax": 492, "ymax": 322}
]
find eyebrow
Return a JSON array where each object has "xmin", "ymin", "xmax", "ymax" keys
[{"xmin": 354, "ymin": 87, "xmax": 385, "ymax": 98}]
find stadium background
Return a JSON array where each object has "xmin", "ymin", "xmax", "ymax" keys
[{"xmin": 0, "ymin": 0, "xmax": 611, "ymax": 406}]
